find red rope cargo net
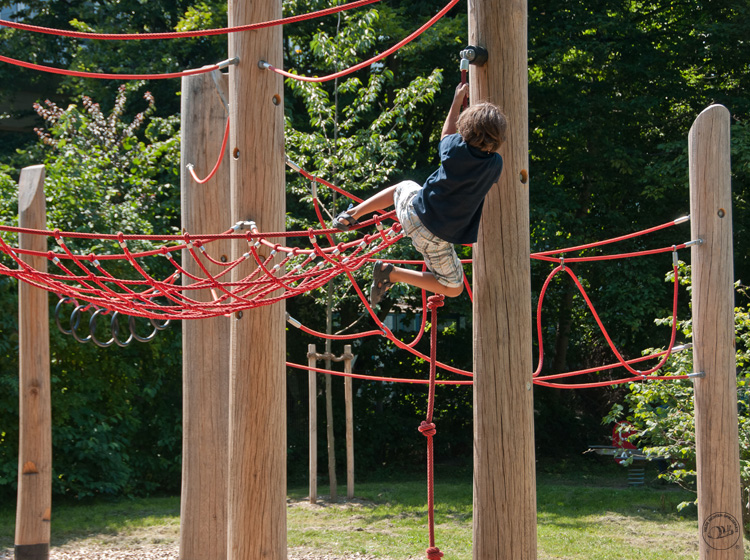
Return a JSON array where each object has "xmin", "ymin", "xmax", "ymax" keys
[{"xmin": 0, "ymin": 215, "xmax": 402, "ymax": 320}]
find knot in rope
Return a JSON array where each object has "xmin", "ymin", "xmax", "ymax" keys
[
  {"xmin": 427, "ymin": 294, "xmax": 445, "ymax": 310},
  {"xmin": 426, "ymin": 546, "xmax": 444, "ymax": 559},
  {"xmin": 418, "ymin": 421, "xmax": 436, "ymax": 437}
]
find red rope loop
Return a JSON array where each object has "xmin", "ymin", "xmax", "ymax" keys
[
  {"xmin": 427, "ymin": 294, "xmax": 445, "ymax": 310},
  {"xmin": 426, "ymin": 546, "xmax": 444, "ymax": 559},
  {"xmin": 418, "ymin": 421, "xmax": 437, "ymax": 437}
]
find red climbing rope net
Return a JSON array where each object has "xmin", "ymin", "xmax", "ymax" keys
[
  {"xmin": 1, "ymin": 148, "xmax": 697, "ymax": 389},
  {"xmin": 0, "ymin": 212, "xmax": 402, "ymax": 321}
]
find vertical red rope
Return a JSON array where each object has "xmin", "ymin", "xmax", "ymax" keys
[{"xmin": 419, "ymin": 294, "xmax": 445, "ymax": 560}]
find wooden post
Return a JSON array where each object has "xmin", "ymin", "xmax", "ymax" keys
[
  {"xmin": 468, "ymin": 0, "xmax": 536, "ymax": 557},
  {"xmin": 227, "ymin": 0, "xmax": 286, "ymax": 557},
  {"xmin": 15, "ymin": 165, "xmax": 51, "ymax": 560},
  {"xmin": 180, "ymin": 71, "xmax": 231, "ymax": 560},
  {"xmin": 344, "ymin": 345, "xmax": 354, "ymax": 499},
  {"xmin": 325, "ymin": 361, "xmax": 338, "ymax": 502},
  {"xmin": 308, "ymin": 344, "xmax": 318, "ymax": 504},
  {"xmin": 689, "ymin": 105, "xmax": 744, "ymax": 559}
]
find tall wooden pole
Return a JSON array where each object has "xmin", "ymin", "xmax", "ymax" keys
[
  {"xmin": 180, "ymin": 71, "xmax": 232, "ymax": 560},
  {"xmin": 227, "ymin": 0, "xmax": 286, "ymax": 558},
  {"xmin": 344, "ymin": 345, "xmax": 355, "ymax": 500},
  {"xmin": 689, "ymin": 104, "xmax": 744, "ymax": 559},
  {"xmin": 308, "ymin": 344, "xmax": 318, "ymax": 504},
  {"xmin": 469, "ymin": 0, "xmax": 536, "ymax": 557},
  {"xmin": 15, "ymin": 165, "xmax": 51, "ymax": 560}
]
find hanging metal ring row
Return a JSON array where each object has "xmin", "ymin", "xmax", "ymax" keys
[{"xmin": 54, "ymin": 297, "xmax": 170, "ymax": 348}]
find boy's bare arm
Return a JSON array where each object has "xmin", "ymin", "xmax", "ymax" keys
[{"xmin": 441, "ymin": 83, "xmax": 469, "ymax": 138}]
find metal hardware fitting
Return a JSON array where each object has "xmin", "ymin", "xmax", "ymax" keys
[
  {"xmin": 232, "ymin": 220, "xmax": 256, "ymax": 232},
  {"xmin": 688, "ymin": 371, "xmax": 706, "ymax": 379},
  {"xmin": 685, "ymin": 239, "xmax": 704, "ymax": 247},
  {"xmin": 284, "ymin": 156, "xmax": 302, "ymax": 173},
  {"xmin": 674, "ymin": 215, "xmax": 690, "ymax": 224},
  {"xmin": 672, "ymin": 343, "xmax": 693, "ymax": 352},
  {"xmin": 286, "ymin": 312, "xmax": 302, "ymax": 328},
  {"xmin": 258, "ymin": 60, "xmax": 272, "ymax": 70},
  {"xmin": 459, "ymin": 45, "xmax": 489, "ymax": 66},
  {"xmin": 218, "ymin": 57, "xmax": 240, "ymax": 70}
]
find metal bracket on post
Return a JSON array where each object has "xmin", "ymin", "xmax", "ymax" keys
[{"xmin": 459, "ymin": 45, "xmax": 489, "ymax": 66}]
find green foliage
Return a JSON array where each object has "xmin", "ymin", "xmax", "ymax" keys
[
  {"xmin": 0, "ymin": 85, "xmax": 182, "ymax": 500},
  {"xmin": 30, "ymin": 81, "xmax": 180, "ymax": 244},
  {"xmin": 605, "ymin": 267, "xmax": 750, "ymax": 528}
]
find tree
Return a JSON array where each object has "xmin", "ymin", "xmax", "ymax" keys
[
  {"xmin": 605, "ymin": 265, "xmax": 750, "ymax": 529},
  {"xmin": 0, "ymin": 84, "xmax": 183, "ymax": 499},
  {"xmin": 527, "ymin": 0, "xmax": 750, "ymax": 454}
]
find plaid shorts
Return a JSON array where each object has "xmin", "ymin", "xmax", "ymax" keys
[{"xmin": 393, "ymin": 181, "xmax": 464, "ymax": 289}]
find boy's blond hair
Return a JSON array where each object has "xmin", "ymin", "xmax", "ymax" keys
[{"xmin": 456, "ymin": 102, "xmax": 507, "ymax": 153}]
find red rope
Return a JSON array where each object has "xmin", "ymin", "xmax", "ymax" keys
[
  {"xmin": 188, "ymin": 116, "xmax": 230, "ymax": 184},
  {"xmin": 0, "ymin": 0, "xmax": 382, "ymax": 40},
  {"xmin": 531, "ymin": 217, "xmax": 688, "ymax": 257},
  {"xmin": 0, "ymin": 53, "xmax": 226, "ymax": 80},
  {"xmin": 264, "ymin": 0, "xmax": 460, "ymax": 83},
  {"xmin": 286, "ymin": 361, "xmax": 471, "ymax": 385},
  {"xmin": 1, "ymin": 194, "xmax": 692, "ymax": 388},
  {"xmin": 420, "ymin": 294, "xmax": 444, "ymax": 560}
]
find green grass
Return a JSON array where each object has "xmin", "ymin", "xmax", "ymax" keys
[{"xmin": 2, "ymin": 463, "xmax": 748, "ymax": 558}]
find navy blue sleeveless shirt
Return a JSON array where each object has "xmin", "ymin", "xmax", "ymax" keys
[{"xmin": 412, "ymin": 133, "xmax": 503, "ymax": 244}]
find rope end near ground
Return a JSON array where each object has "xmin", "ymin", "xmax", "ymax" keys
[{"xmin": 426, "ymin": 546, "xmax": 444, "ymax": 559}]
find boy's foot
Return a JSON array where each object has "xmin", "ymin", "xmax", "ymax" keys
[
  {"xmin": 332, "ymin": 204, "xmax": 361, "ymax": 231},
  {"xmin": 370, "ymin": 260, "xmax": 394, "ymax": 306}
]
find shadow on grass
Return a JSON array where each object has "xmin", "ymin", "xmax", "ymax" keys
[
  {"xmin": 0, "ymin": 495, "xmax": 180, "ymax": 550},
  {"xmin": 1, "ymin": 460, "xmax": 697, "ymax": 550}
]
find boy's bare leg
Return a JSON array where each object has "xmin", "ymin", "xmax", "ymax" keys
[
  {"xmin": 345, "ymin": 185, "xmax": 397, "ymax": 221},
  {"xmin": 389, "ymin": 266, "xmax": 463, "ymax": 298}
]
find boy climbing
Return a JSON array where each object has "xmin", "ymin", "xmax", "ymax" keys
[{"xmin": 333, "ymin": 83, "xmax": 507, "ymax": 305}]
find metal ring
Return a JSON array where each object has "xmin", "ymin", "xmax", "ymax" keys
[
  {"xmin": 111, "ymin": 312, "xmax": 134, "ymax": 348},
  {"xmin": 69, "ymin": 305, "xmax": 92, "ymax": 344},
  {"xmin": 54, "ymin": 296, "xmax": 77, "ymax": 335},
  {"xmin": 150, "ymin": 317, "xmax": 171, "ymax": 331},
  {"xmin": 129, "ymin": 314, "xmax": 158, "ymax": 343},
  {"xmin": 89, "ymin": 309, "xmax": 115, "ymax": 348}
]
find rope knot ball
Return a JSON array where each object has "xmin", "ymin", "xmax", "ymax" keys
[
  {"xmin": 426, "ymin": 546, "xmax": 444, "ymax": 559},
  {"xmin": 419, "ymin": 421, "xmax": 437, "ymax": 437}
]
